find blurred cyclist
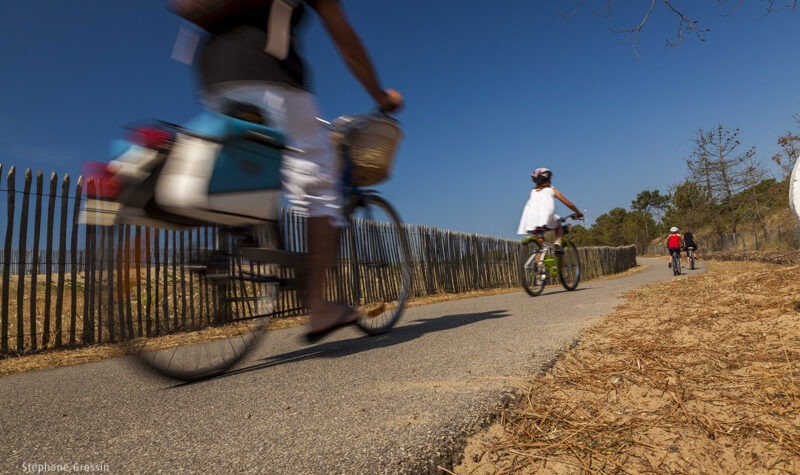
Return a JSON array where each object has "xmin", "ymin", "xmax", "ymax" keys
[{"xmin": 169, "ymin": 0, "xmax": 403, "ymax": 342}]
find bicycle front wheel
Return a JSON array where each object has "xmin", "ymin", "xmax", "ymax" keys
[
  {"xmin": 130, "ymin": 226, "xmax": 278, "ymax": 381},
  {"xmin": 343, "ymin": 194, "xmax": 411, "ymax": 335},
  {"xmin": 558, "ymin": 241, "xmax": 581, "ymax": 291},
  {"xmin": 519, "ymin": 241, "xmax": 547, "ymax": 297}
]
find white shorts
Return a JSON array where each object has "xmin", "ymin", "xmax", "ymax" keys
[{"xmin": 204, "ymin": 83, "xmax": 346, "ymax": 227}]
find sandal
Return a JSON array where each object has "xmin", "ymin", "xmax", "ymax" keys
[{"xmin": 303, "ymin": 308, "xmax": 359, "ymax": 344}]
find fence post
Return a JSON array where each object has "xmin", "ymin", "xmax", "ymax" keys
[
  {"xmin": 54, "ymin": 174, "xmax": 69, "ymax": 347},
  {"xmin": 42, "ymin": 172, "xmax": 57, "ymax": 347},
  {"xmin": 2, "ymin": 166, "xmax": 15, "ymax": 354},
  {"xmin": 30, "ymin": 171, "xmax": 44, "ymax": 352},
  {"xmin": 16, "ymin": 169, "xmax": 32, "ymax": 352},
  {"xmin": 145, "ymin": 228, "xmax": 152, "ymax": 336},
  {"xmin": 134, "ymin": 226, "xmax": 143, "ymax": 337},
  {"xmin": 83, "ymin": 180, "xmax": 96, "ymax": 347},
  {"xmin": 69, "ymin": 176, "xmax": 82, "ymax": 346}
]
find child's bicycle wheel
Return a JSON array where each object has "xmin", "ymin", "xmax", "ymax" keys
[
  {"xmin": 557, "ymin": 241, "xmax": 581, "ymax": 291},
  {"xmin": 519, "ymin": 241, "xmax": 547, "ymax": 297}
]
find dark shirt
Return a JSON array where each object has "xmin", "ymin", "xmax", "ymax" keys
[
  {"xmin": 683, "ymin": 232, "xmax": 697, "ymax": 248},
  {"xmin": 198, "ymin": 0, "xmax": 319, "ymax": 92}
]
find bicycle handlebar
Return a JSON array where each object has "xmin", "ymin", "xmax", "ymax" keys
[
  {"xmin": 560, "ymin": 213, "xmax": 585, "ymax": 223},
  {"xmin": 316, "ymin": 108, "xmax": 399, "ymax": 133}
]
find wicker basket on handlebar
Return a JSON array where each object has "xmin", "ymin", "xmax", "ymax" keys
[{"xmin": 331, "ymin": 114, "xmax": 403, "ymax": 187}]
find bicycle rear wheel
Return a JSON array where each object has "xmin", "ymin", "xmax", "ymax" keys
[
  {"xmin": 558, "ymin": 241, "xmax": 581, "ymax": 291},
  {"xmin": 343, "ymin": 194, "xmax": 411, "ymax": 335},
  {"xmin": 520, "ymin": 241, "xmax": 547, "ymax": 297},
  {"xmin": 689, "ymin": 251, "xmax": 695, "ymax": 270},
  {"xmin": 672, "ymin": 252, "xmax": 681, "ymax": 276},
  {"xmin": 130, "ymin": 225, "xmax": 278, "ymax": 381}
]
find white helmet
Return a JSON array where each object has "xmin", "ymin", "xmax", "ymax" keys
[
  {"xmin": 531, "ymin": 167, "xmax": 552, "ymax": 185},
  {"xmin": 669, "ymin": 226, "xmax": 678, "ymax": 233}
]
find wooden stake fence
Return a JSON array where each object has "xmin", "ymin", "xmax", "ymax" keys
[{"xmin": 1, "ymin": 165, "xmax": 637, "ymax": 356}]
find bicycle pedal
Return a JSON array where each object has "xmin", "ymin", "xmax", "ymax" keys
[{"xmin": 364, "ymin": 303, "xmax": 386, "ymax": 318}]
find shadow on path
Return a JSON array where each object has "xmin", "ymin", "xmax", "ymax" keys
[
  {"xmin": 175, "ymin": 309, "xmax": 511, "ymax": 387},
  {"xmin": 528, "ymin": 287, "xmax": 589, "ymax": 297}
]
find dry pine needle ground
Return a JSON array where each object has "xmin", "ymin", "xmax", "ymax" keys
[{"xmin": 457, "ymin": 260, "xmax": 799, "ymax": 474}]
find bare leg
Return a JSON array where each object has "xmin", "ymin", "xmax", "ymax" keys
[
  {"xmin": 306, "ymin": 216, "xmax": 358, "ymax": 333},
  {"xmin": 553, "ymin": 226, "xmax": 564, "ymax": 247}
]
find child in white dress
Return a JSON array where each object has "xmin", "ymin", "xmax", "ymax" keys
[{"xmin": 517, "ymin": 168, "xmax": 583, "ymax": 248}]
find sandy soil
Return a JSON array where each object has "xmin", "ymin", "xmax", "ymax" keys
[{"xmin": 453, "ymin": 259, "xmax": 800, "ymax": 474}]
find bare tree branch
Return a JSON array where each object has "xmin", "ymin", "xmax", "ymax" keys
[
  {"xmin": 718, "ymin": 0, "xmax": 746, "ymax": 17},
  {"xmin": 660, "ymin": 0, "xmax": 710, "ymax": 47},
  {"xmin": 564, "ymin": 0, "xmax": 797, "ymax": 54},
  {"xmin": 765, "ymin": 0, "xmax": 798, "ymax": 14},
  {"xmin": 560, "ymin": 0, "xmax": 585, "ymax": 18},
  {"xmin": 608, "ymin": 0, "xmax": 656, "ymax": 57}
]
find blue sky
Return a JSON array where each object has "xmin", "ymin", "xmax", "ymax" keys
[{"xmin": 1, "ymin": 1, "xmax": 798, "ymax": 240}]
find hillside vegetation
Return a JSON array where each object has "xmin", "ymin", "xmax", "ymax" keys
[{"xmin": 566, "ymin": 125, "xmax": 800, "ymax": 254}]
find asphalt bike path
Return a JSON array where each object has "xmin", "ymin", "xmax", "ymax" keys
[{"xmin": 0, "ymin": 257, "xmax": 700, "ymax": 474}]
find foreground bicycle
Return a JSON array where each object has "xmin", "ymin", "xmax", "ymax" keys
[
  {"xmin": 519, "ymin": 214, "xmax": 583, "ymax": 297},
  {"xmin": 82, "ymin": 107, "xmax": 411, "ymax": 380}
]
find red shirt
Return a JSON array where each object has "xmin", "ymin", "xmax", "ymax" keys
[{"xmin": 667, "ymin": 233, "xmax": 681, "ymax": 248}]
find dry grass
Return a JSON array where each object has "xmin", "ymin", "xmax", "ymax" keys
[
  {"xmin": 455, "ymin": 260, "xmax": 800, "ymax": 474},
  {"xmin": 0, "ymin": 270, "xmax": 209, "ymax": 354}
]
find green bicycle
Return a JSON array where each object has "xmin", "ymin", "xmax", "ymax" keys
[{"xmin": 519, "ymin": 214, "xmax": 583, "ymax": 297}]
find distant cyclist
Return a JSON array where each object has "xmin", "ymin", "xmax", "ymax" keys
[
  {"xmin": 683, "ymin": 230, "xmax": 698, "ymax": 262},
  {"xmin": 666, "ymin": 226, "xmax": 684, "ymax": 268}
]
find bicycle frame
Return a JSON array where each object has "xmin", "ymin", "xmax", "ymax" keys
[{"xmin": 523, "ymin": 240, "xmax": 565, "ymax": 278}]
